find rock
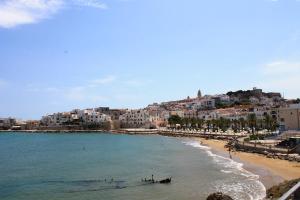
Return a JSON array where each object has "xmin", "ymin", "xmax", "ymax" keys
[
  {"xmin": 206, "ymin": 192, "xmax": 233, "ymax": 200},
  {"xmin": 267, "ymin": 178, "xmax": 300, "ymax": 199},
  {"xmin": 267, "ymin": 153, "xmax": 273, "ymax": 158}
]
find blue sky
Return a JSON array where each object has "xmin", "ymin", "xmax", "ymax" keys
[{"xmin": 1, "ymin": 0, "xmax": 300, "ymax": 119}]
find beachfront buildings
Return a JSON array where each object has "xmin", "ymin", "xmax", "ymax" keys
[
  {"xmin": 0, "ymin": 117, "xmax": 16, "ymax": 130},
  {"xmin": 119, "ymin": 109, "xmax": 151, "ymax": 128},
  {"xmin": 5, "ymin": 88, "xmax": 300, "ymax": 132},
  {"xmin": 41, "ymin": 109, "xmax": 111, "ymax": 127},
  {"xmin": 119, "ymin": 108, "xmax": 169, "ymax": 128},
  {"xmin": 95, "ymin": 107, "xmax": 127, "ymax": 120},
  {"xmin": 78, "ymin": 109, "xmax": 111, "ymax": 124},
  {"xmin": 278, "ymin": 104, "xmax": 300, "ymax": 131}
]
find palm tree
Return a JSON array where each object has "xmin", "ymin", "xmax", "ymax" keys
[
  {"xmin": 168, "ymin": 115, "xmax": 182, "ymax": 128},
  {"xmin": 191, "ymin": 118, "xmax": 197, "ymax": 128},
  {"xmin": 181, "ymin": 118, "xmax": 189, "ymax": 129},
  {"xmin": 216, "ymin": 117, "xmax": 230, "ymax": 132},
  {"xmin": 212, "ymin": 119, "xmax": 217, "ymax": 132},
  {"xmin": 239, "ymin": 118, "xmax": 246, "ymax": 131},
  {"xmin": 206, "ymin": 120, "xmax": 211, "ymax": 132},
  {"xmin": 217, "ymin": 118, "xmax": 222, "ymax": 132},
  {"xmin": 247, "ymin": 113, "xmax": 257, "ymax": 134},
  {"xmin": 270, "ymin": 116, "xmax": 278, "ymax": 132},
  {"xmin": 264, "ymin": 114, "xmax": 272, "ymax": 131},
  {"xmin": 197, "ymin": 119, "xmax": 204, "ymax": 130},
  {"xmin": 232, "ymin": 119, "xmax": 239, "ymax": 133},
  {"xmin": 257, "ymin": 119, "xmax": 264, "ymax": 130}
]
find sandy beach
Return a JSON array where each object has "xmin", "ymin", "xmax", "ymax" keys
[{"xmin": 195, "ymin": 138, "xmax": 300, "ymax": 189}]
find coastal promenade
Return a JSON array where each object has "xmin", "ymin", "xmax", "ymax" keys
[{"xmin": 112, "ymin": 128, "xmax": 247, "ymax": 138}]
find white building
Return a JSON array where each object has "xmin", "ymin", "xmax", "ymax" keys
[
  {"xmin": 0, "ymin": 118, "xmax": 16, "ymax": 129},
  {"xmin": 170, "ymin": 110, "xmax": 185, "ymax": 118},
  {"xmin": 41, "ymin": 109, "xmax": 111, "ymax": 126},
  {"xmin": 197, "ymin": 110, "xmax": 218, "ymax": 120},
  {"xmin": 253, "ymin": 107, "xmax": 268, "ymax": 120},
  {"xmin": 191, "ymin": 97, "xmax": 216, "ymax": 110},
  {"xmin": 119, "ymin": 109, "xmax": 152, "ymax": 128}
]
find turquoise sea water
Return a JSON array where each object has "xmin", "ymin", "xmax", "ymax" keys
[{"xmin": 0, "ymin": 133, "xmax": 266, "ymax": 200}]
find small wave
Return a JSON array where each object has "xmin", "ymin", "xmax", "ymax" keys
[
  {"xmin": 220, "ymin": 170, "xmax": 232, "ymax": 174},
  {"xmin": 183, "ymin": 140, "xmax": 266, "ymax": 200},
  {"xmin": 182, "ymin": 141, "xmax": 211, "ymax": 150}
]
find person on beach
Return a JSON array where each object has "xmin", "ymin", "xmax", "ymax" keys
[{"xmin": 228, "ymin": 147, "xmax": 232, "ymax": 159}]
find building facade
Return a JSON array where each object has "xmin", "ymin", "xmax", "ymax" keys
[{"xmin": 278, "ymin": 104, "xmax": 300, "ymax": 131}]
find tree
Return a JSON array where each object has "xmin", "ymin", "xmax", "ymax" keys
[
  {"xmin": 218, "ymin": 117, "xmax": 231, "ymax": 132},
  {"xmin": 197, "ymin": 119, "xmax": 205, "ymax": 130},
  {"xmin": 181, "ymin": 118, "xmax": 190, "ymax": 129},
  {"xmin": 212, "ymin": 119, "xmax": 218, "ymax": 132},
  {"xmin": 263, "ymin": 114, "xmax": 278, "ymax": 132},
  {"xmin": 232, "ymin": 119, "xmax": 239, "ymax": 132},
  {"xmin": 257, "ymin": 119, "xmax": 264, "ymax": 130},
  {"xmin": 239, "ymin": 118, "xmax": 246, "ymax": 131},
  {"xmin": 168, "ymin": 115, "xmax": 182, "ymax": 127},
  {"xmin": 191, "ymin": 118, "xmax": 197, "ymax": 128},
  {"xmin": 206, "ymin": 120, "xmax": 211, "ymax": 131},
  {"xmin": 264, "ymin": 114, "xmax": 272, "ymax": 131},
  {"xmin": 270, "ymin": 116, "xmax": 278, "ymax": 132},
  {"xmin": 247, "ymin": 113, "xmax": 257, "ymax": 134}
]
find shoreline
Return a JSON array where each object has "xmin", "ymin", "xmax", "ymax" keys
[{"xmin": 195, "ymin": 138, "xmax": 300, "ymax": 189}]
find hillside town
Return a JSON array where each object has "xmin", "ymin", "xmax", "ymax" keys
[
  {"xmin": 1, "ymin": 87, "xmax": 300, "ymax": 196},
  {"xmin": 1, "ymin": 87, "xmax": 300, "ymax": 133}
]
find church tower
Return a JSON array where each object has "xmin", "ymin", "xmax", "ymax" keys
[{"xmin": 197, "ymin": 90, "xmax": 202, "ymax": 98}]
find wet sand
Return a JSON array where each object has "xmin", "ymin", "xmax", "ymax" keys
[{"xmin": 195, "ymin": 138, "xmax": 300, "ymax": 189}]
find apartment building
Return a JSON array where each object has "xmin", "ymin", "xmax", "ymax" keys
[
  {"xmin": 0, "ymin": 117, "xmax": 16, "ymax": 129},
  {"xmin": 278, "ymin": 104, "xmax": 300, "ymax": 131},
  {"xmin": 119, "ymin": 109, "xmax": 151, "ymax": 128}
]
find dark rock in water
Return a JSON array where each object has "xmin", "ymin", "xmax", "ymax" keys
[
  {"xmin": 267, "ymin": 178, "xmax": 300, "ymax": 199},
  {"xmin": 206, "ymin": 192, "xmax": 233, "ymax": 200}
]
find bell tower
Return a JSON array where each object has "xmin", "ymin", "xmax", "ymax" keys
[{"xmin": 197, "ymin": 90, "xmax": 202, "ymax": 98}]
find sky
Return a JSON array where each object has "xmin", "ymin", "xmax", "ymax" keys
[{"xmin": 0, "ymin": 0, "xmax": 300, "ymax": 119}]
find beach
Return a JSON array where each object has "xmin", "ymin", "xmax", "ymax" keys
[{"xmin": 195, "ymin": 138, "xmax": 300, "ymax": 189}]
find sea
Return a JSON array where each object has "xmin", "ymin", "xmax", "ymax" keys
[{"xmin": 0, "ymin": 132, "xmax": 266, "ymax": 200}]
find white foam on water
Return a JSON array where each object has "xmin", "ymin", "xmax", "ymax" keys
[
  {"xmin": 183, "ymin": 140, "xmax": 266, "ymax": 200},
  {"xmin": 220, "ymin": 170, "xmax": 232, "ymax": 174},
  {"xmin": 182, "ymin": 141, "xmax": 211, "ymax": 150}
]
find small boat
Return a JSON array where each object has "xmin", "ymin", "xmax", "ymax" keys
[{"xmin": 159, "ymin": 178, "xmax": 171, "ymax": 184}]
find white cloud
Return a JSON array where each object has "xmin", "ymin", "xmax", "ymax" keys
[
  {"xmin": 114, "ymin": 93, "xmax": 141, "ymax": 102},
  {"xmin": 65, "ymin": 86, "xmax": 108, "ymax": 103},
  {"xmin": 0, "ymin": 0, "xmax": 107, "ymax": 28},
  {"xmin": 262, "ymin": 61, "xmax": 300, "ymax": 75},
  {"xmin": 258, "ymin": 60, "xmax": 300, "ymax": 99},
  {"xmin": 73, "ymin": 0, "xmax": 107, "ymax": 9},
  {"xmin": 124, "ymin": 79, "xmax": 152, "ymax": 87},
  {"xmin": 25, "ymin": 84, "xmax": 62, "ymax": 93},
  {"xmin": 65, "ymin": 86, "xmax": 85, "ymax": 101},
  {"xmin": 0, "ymin": 0, "xmax": 64, "ymax": 28},
  {"xmin": 89, "ymin": 75, "xmax": 116, "ymax": 86}
]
